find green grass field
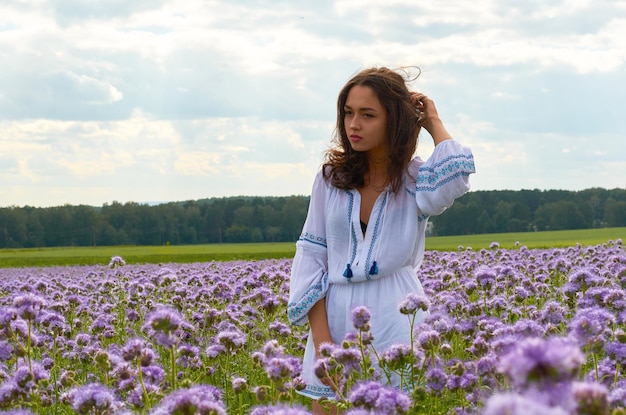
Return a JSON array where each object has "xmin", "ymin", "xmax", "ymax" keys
[
  {"xmin": 425, "ymin": 226, "xmax": 625, "ymax": 251},
  {"xmin": 0, "ymin": 227, "xmax": 624, "ymax": 268}
]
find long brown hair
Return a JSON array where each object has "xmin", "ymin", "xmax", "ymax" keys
[{"xmin": 323, "ymin": 67, "xmax": 421, "ymax": 193}]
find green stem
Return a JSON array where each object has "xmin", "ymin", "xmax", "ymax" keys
[
  {"xmin": 408, "ymin": 313, "xmax": 416, "ymax": 389},
  {"xmin": 27, "ymin": 320, "xmax": 33, "ymax": 374},
  {"xmin": 325, "ymin": 375, "xmax": 345, "ymax": 402},
  {"xmin": 170, "ymin": 346, "xmax": 177, "ymax": 390},
  {"xmin": 137, "ymin": 360, "xmax": 152, "ymax": 410},
  {"xmin": 358, "ymin": 329, "xmax": 368, "ymax": 376},
  {"xmin": 369, "ymin": 344, "xmax": 392, "ymax": 384}
]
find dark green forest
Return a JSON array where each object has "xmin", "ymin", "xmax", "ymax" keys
[{"xmin": 1, "ymin": 188, "xmax": 625, "ymax": 248}]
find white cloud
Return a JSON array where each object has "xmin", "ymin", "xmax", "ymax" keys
[{"xmin": 0, "ymin": 0, "xmax": 624, "ymax": 207}]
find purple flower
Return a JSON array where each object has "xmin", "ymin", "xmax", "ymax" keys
[
  {"xmin": 537, "ymin": 301, "xmax": 568, "ymax": 325},
  {"xmin": 215, "ymin": 329, "xmax": 247, "ymax": 353},
  {"xmin": 380, "ymin": 343, "xmax": 413, "ymax": 371},
  {"xmin": 231, "ymin": 377, "xmax": 248, "ymax": 393},
  {"xmin": 177, "ymin": 344, "xmax": 202, "ymax": 368},
  {"xmin": 128, "ymin": 382, "xmax": 159, "ymax": 408},
  {"xmin": 474, "ymin": 266, "xmax": 497, "ymax": 290},
  {"xmin": 312, "ymin": 359, "xmax": 330, "ymax": 380},
  {"xmin": 139, "ymin": 347, "xmax": 157, "ymax": 368},
  {"xmin": 605, "ymin": 340, "xmax": 626, "ymax": 366},
  {"xmin": 333, "ymin": 346, "xmax": 362, "ymax": 375},
  {"xmin": 318, "ymin": 342, "xmax": 335, "ymax": 358},
  {"xmin": 572, "ymin": 381, "xmax": 608, "ymax": 415},
  {"xmin": 466, "ymin": 336, "xmax": 489, "ymax": 357},
  {"xmin": 142, "ymin": 306, "xmax": 185, "ymax": 348},
  {"xmin": 253, "ymin": 385, "xmax": 269, "ymax": 403},
  {"xmin": 10, "ymin": 360, "xmax": 48, "ymax": 391},
  {"xmin": 348, "ymin": 381, "xmax": 411, "ymax": 414},
  {"xmin": 359, "ymin": 330, "xmax": 375, "ymax": 346},
  {"xmin": 0, "ymin": 380, "xmax": 25, "ymax": 407},
  {"xmin": 37, "ymin": 309, "xmax": 68, "ymax": 335},
  {"xmin": 510, "ymin": 319, "xmax": 546, "ymax": 338},
  {"xmin": 372, "ymin": 387, "xmax": 411, "ymax": 414},
  {"xmin": 260, "ymin": 339, "xmax": 285, "ymax": 359},
  {"xmin": 108, "ymin": 256, "xmax": 126, "ymax": 268},
  {"xmin": 121, "ymin": 338, "xmax": 146, "ymax": 361},
  {"xmin": 425, "ymin": 366, "xmax": 447, "ymax": 393},
  {"xmin": 150, "ymin": 384, "xmax": 225, "ymax": 415},
  {"xmin": 567, "ymin": 267, "xmax": 605, "ymax": 290},
  {"xmin": 249, "ymin": 403, "xmax": 311, "ymax": 415},
  {"xmin": 206, "ymin": 344, "xmax": 226, "ymax": 359},
  {"xmin": 264, "ymin": 356, "xmax": 301, "ymax": 384},
  {"xmin": 476, "ymin": 355, "xmax": 497, "ymax": 376},
  {"xmin": 144, "ymin": 307, "xmax": 183, "ymax": 334},
  {"xmin": 568, "ymin": 307, "xmax": 615, "ymax": 351},
  {"xmin": 458, "ymin": 371, "xmax": 478, "ymax": 391},
  {"xmin": 483, "ymin": 392, "xmax": 569, "ymax": 415},
  {"xmin": 0, "ymin": 340, "xmax": 14, "ymax": 362},
  {"xmin": 0, "ymin": 306, "xmax": 17, "ymax": 330},
  {"xmin": 269, "ymin": 321, "xmax": 292, "ymax": 336},
  {"xmin": 251, "ymin": 340, "xmax": 302, "ymax": 388},
  {"xmin": 498, "ymin": 336, "xmax": 584, "ymax": 389},
  {"xmin": 398, "ymin": 293, "xmax": 430, "ymax": 315},
  {"xmin": 609, "ymin": 386, "xmax": 626, "ymax": 408},
  {"xmin": 351, "ymin": 306, "xmax": 371, "ymax": 331},
  {"xmin": 64, "ymin": 382, "xmax": 125, "ymax": 415},
  {"xmin": 142, "ymin": 365, "xmax": 166, "ymax": 385},
  {"xmin": 42, "ymin": 356, "xmax": 54, "ymax": 370},
  {"xmin": 75, "ymin": 333, "xmax": 93, "ymax": 346},
  {"xmin": 417, "ymin": 329, "xmax": 441, "ymax": 352},
  {"xmin": 12, "ymin": 293, "xmax": 46, "ymax": 321}
]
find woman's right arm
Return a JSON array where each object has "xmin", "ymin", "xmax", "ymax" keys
[
  {"xmin": 287, "ymin": 171, "xmax": 331, "ymax": 326},
  {"xmin": 308, "ymin": 298, "xmax": 333, "ymax": 357}
]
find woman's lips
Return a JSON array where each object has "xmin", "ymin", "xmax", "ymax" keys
[{"xmin": 350, "ymin": 134, "xmax": 363, "ymax": 142}]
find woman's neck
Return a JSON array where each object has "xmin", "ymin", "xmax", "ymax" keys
[{"xmin": 364, "ymin": 161, "xmax": 388, "ymax": 190}]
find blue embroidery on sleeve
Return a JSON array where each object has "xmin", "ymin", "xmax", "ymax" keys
[
  {"xmin": 416, "ymin": 154, "xmax": 475, "ymax": 192},
  {"xmin": 298, "ymin": 232, "xmax": 327, "ymax": 248},
  {"xmin": 287, "ymin": 273, "xmax": 328, "ymax": 325}
]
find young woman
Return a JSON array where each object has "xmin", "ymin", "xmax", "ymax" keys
[{"xmin": 288, "ymin": 67, "xmax": 475, "ymax": 414}]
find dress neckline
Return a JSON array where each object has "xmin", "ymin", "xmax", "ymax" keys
[{"xmin": 360, "ymin": 220, "xmax": 367, "ymax": 235}]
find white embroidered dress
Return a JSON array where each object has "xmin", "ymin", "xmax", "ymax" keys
[{"xmin": 288, "ymin": 139, "xmax": 475, "ymax": 399}]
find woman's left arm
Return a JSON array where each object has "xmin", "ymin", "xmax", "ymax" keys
[
  {"xmin": 409, "ymin": 93, "xmax": 476, "ymax": 216},
  {"xmin": 410, "ymin": 92, "xmax": 451, "ymax": 146}
]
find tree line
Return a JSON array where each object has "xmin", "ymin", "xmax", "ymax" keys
[{"xmin": 1, "ymin": 188, "xmax": 625, "ymax": 249}]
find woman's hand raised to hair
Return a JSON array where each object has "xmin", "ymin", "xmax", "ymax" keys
[{"xmin": 410, "ymin": 92, "xmax": 453, "ymax": 146}]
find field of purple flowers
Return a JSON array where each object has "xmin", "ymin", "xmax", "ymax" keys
[{"xmin": 0, "ymin": 239, "xmax": 625, "ymax": 415}]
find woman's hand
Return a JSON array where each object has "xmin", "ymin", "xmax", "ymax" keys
[
  {"xmin": 410, "ymin": 92, "xmax": 452, "ymax": 146},
  {"xmin": 315, "ymin": 349, "xmax": 340, "ymax": 392},
  {"xmin": 309, "ymin": 299, "xmax": 338, "ymax": 390}
]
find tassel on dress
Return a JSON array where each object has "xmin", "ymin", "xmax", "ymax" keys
[
  {"xmin": 369, "ymin": 261, "xmax": 379, "ymax": 276},
  {"xmin": 343, "ymin": 263, "xmax": 353, "ymax": 279}
]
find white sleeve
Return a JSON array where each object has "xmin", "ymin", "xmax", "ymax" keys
[
  {"xmin": 287, "ymin": 171, "xmax": 330, "ymax": 326},
  {"xmin": 415, "ymin": 140, "xmax": 475, "ymax": 216}
]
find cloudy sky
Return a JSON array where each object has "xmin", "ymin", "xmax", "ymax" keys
[{"xmin": 1, "ymin": 0, "xmax": 625, "ymax": 208}]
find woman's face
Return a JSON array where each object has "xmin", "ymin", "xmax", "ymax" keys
[{"xmin": 343, "ymin": 85, "xmax": 388, "ymax": 159}]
